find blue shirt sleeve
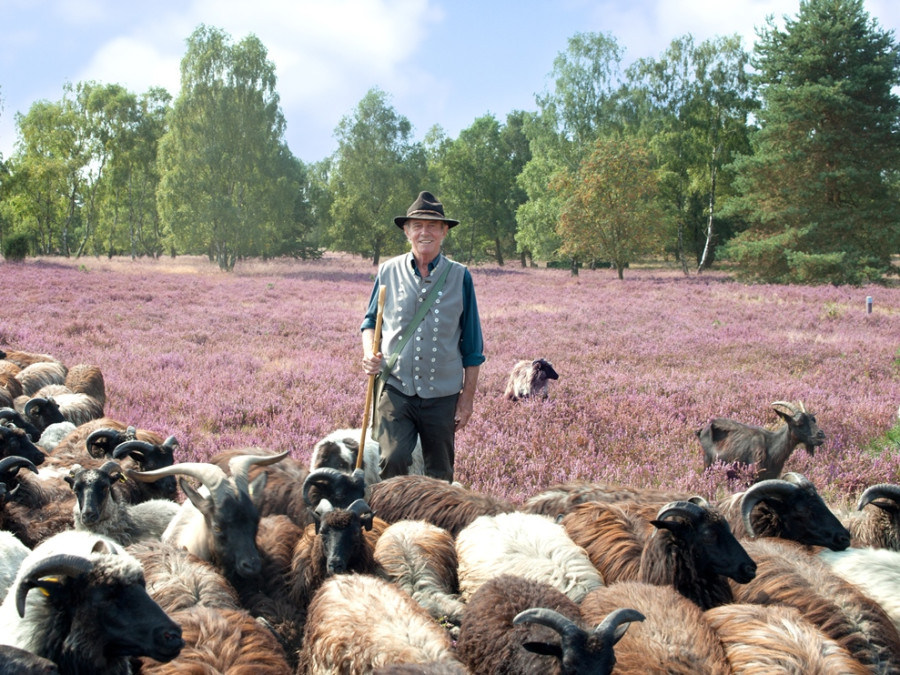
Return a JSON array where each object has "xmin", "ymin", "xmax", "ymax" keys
[{"xmin": 360, "ymin": 277, "xmax": 381, "ymax": 332}]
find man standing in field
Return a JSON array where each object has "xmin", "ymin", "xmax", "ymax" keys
[{"xmin": 360, "ymin": 191, "xmax": 485, "ymax": 482}]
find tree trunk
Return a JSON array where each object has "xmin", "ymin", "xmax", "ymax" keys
[{"xmin": 697, "ymin": 144, "xmax": 721, "ymax": 274}]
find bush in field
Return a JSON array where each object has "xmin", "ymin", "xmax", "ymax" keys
[{"xmin": 2, "ymin": 232, "xmax": 29, "ymax": 261}]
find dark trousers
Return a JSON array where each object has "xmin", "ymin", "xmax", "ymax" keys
[{"xmin": 375, "ymin": 384, "xmax": 458, "ymax": 482}]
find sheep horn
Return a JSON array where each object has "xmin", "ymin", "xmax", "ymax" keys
[
  {"xmin": 0, "ymin": 454, "xmax": 39, "ymax": 476},
  {"xmin": 593, "ymin": 607, "xmax": 646, "ymax": 640},
  {"xmin": 302, "ymin": 466, "xmax": 366, "ymax": 508},
  {"xmin": 128, "ymin": 462, "xmax": 228, "ymax": 499},
  {"xmin": 513, "ymin": 607, "xmax": 582, "ymax": 640},
  {"xmin": 23, "ymin": 397, "xmax": 49, "ymax": 418},
  {"xmin": 112, "ymin": 439, "xmax": 155, "ymax": 461},
  {"xmin": 780, "ymin": 472, "xmax": 813, "ymax": 488},
  {"xmin": 228, "ymin": 450, "xmax": 290, "ymax": 493},
  {"xmin": 162, "ymin": 435, "xmax": 179, "ymax": 451},
  {"xmin": 16, "ymin": 554, "xmax": 94, "ymax": 618},
  {"xmin": 98, "ymin": 460, "xmax": 123, "ymax": 478},
  {"xmin": 740, "ymin": 477, "xmax": 802, "ymax": 537},
  {"xmin": 86, "ymin": 428, "xmax": 126, "ymax": 458},
  {"xmin": 656, "ymin": 500, "xmax": 707, "ymax": 524},
  {"xmin": 857, "ymin": 483, "xmax": 900, "ymax": 511}
]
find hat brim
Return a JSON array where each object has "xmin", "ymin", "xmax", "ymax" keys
[{"xmin": 395, "ymin": 215, "xmax": 459, "ymax": 228}]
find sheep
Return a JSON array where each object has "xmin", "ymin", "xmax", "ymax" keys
[
  {"xmin": 13, "ymin": 361, "xmax": 67, "ymax": 397},
  {"xmin": 704, "ymin": 602, "xmax": 870, "ymax": 674},
  {"xmin": 456, "ymin": 511, "xmax": 604, "ymax": 603},
  {"xmin": 311, "ymin": 427, "xmax": 425, "ymax": 487},
  {"xmin": 373, "ymin": 519, "xmax": 466, "ymax": 629},
  {"xmin": 456, "ymin": 573, "xmax": 643, "ymax": 675},
  {"xmin": 0, "ymin": 456, "xmax": 73, "ymax": 548},
  {"xmin": 841, "ymin": 483, "xmax": 900, "ymax": 550},
  {"xmin": 733, "ymin": 537, "xmax": 900, "ymax": 673},
  {"xmin": 0, "ymin": 373, "xmax": 23, "ymax": 410},
  {"xmin": 521, "ymin": 479, "xmax": 688, "ymax": 518},
  {"xmin": 33, "ymin": 422, "xmax": 76, "ymax": 453},
  {"xmin": 0, "ymin": 420, "xmax": 46, "ymax": 466},
  {"xmin": 504, "ymin": 357, "xmax": 559, "ymax": 401},
  {"xmin": 0, "ymin": 530, "xmax": 30, "ymax": 602},
  {"xmin": 368, "ymin": 474, "xmax": 517, "ymax": 537},
  {"xmin": 64, "ymin": 460, "xmax": 180, "ymax": 546},
  {"xmin": 21, "ymin": 392, "xmax": 104, "ymax": 431},
  {"xmin": 717, "ymin": 471, "xmax": 851, "ymax": 549},
  {"xmin": 580, "ymin": 581, "xmax": 730, "ymax": 675},
  {"xmin": 136, "ymin": 605, "xmax": 293, "ymax": 675},
  {"xmin": 0, "ymin": 645, "xmax": 60, "ymax": 674},
  {"xmin": 820, "ymin": 547, "xmax": 900, "ymax": 636},
  {"xmin": 128, "ymin": 450, "xmax": 289, "ymax": 586},
  {"xmin": 697, "ymin": 400, "xmax": 825, "ymax": 481},
  {"xmin": 297, "ymin": 573, "xmax": 465, "ymax": 674},
  {"xmin": 62, "ymin": 364, "xmax": 105, "ymax": 408},
  {"xmin": 0, "ymin": 349, "xmax": 59, "ymax": 370},
  {"xmin": 0, "ymin": 530, "xmax": 184, "ymax": 674}
]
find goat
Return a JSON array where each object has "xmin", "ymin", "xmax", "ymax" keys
[
  {"xmin": 716, "ymin": 471, "xmax": 851, "ymax": 549},
  {"xmin": 311, "ymin": 427, "xmax": 424, "ymax": 487},
  {"xmin": 697, "ymin": 400, "xmax": 825, "ymax": 481},
  {"xmin": 456, "ymin": 573, "xmax": 643, "ymax": 675},
  {"xmin": 65, "ymin": 460, "xmax": 180, "ymax": 546},
  {"xmin": 820, "ymin": 547, "xmax": 900, "ymax": 636},
  {"xmin": 504, "ymin": 357, "xmax": 559, "ymax": 401},
  {"xmin": 374, "ymin": 519, "xmax": 465, "ymax": 630},
  {"xmin": 0, "ymin": 531, "xmax": 183, "ymax": 675},
  {"xmin": 368, "ymin": 474, "xmax": 516, "ymax": 537},
  {"xmin": 841, "ymin": 483, "xmax": 900, "ymax": 550},
  {"xmin": 297, "ymin": 573, "xmax": 464, "ymax": 674},
  {"xmin": 456, "ymin": 511, "xmax": 604, "ymax": 603},
  {"xmin": 136, "ymin": 606, "xmax": 293, "ymax": 675},
  {"xmin": 733, "ymin": 537, "xmax": 900, "ymax": 673},
  {"xmin": 580, "ymin": 581, "xmax": 730, "ymax": 675},
  {"xmin": 705, "ymin": 602, "xmax": 868, "ymax": 674},
  {"xmin": 128, "ymin": 450, "xmax": 289, "ymax": 585}
]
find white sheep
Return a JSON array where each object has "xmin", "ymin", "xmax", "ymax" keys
[
  {"xmin": 0, "ymin": 530, "xmax": 30, "ymax": 601},
  {"xmin": 820, "ymin": 547, "xmax": 900, "ymax": 635}
]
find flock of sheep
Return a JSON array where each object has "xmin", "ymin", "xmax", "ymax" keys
[{"xmin": 2, "ymin": 346, "xmax": 900, "ymax": 674}]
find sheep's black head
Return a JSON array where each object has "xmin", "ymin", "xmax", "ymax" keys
[
  {"xmin": 533, "ymin": 358, "xmax": 559, "ymax": 382},
  {"xmin": 0, "ymin": 421, "xmax": 47, "ymax": 466}
]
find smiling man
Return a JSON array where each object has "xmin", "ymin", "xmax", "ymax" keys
[{"xmin": 360, "ymin": 191, "xmax": 485, "ymax": 482}]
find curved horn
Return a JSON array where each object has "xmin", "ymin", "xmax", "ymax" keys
[
  {"xmin": 656, "ymin": 500, "xmax": 707, "ymax": 523},
  {"xmin": 16, "ymin": 554, "xmax": 94, "ymax": 618},
  {"xmin": 23, "ymin": 397, "xmax": 50, "ymax": 418},
  {"xmin": 302, "ymin": 467, "xmax": 352, "ymax": 507},
  {"xmin": 513, "ymin": 607, "xmax": 582, "ymax": 640},
  {"xmin": 228, "ymin": 450, "xmax": 290, "ymax": 493},
  {"xmin": 162, "ymin": 435, "xmax": 179, "ymax": 450},
  {"xmin": 98, "ymin": 460, "xmax": 123, "ymax": 477},
  {"xmin": 85, "ymin": 428, "xmax": 125, "ymax": 458},
  {"xmin": 780, "ymin": 472, "xmax": 813, "ymax": 488},
  {"xmin": 0, "ymin": 455, "xmax": 39, "ymax": 476},
  {"xmin": 112, "ymin": 439, "xmax": 155, "ymax": 461},
  {"xmin": 740, "ymin": 478, "xmax": 801, "ymax": 537},
  {"xmin": 593, "ymin": 607, "xmax": 646, "ymax": 638},
  {"xmin": 688, "ymin": 495, "xmax": 711, "ymax": 508},
  {"xmin": 857, "ymin": 483, "xmax": 900, "ymax": 511},
  {"xmin": 128, "ymin": 462, "xmax": 227, "ymax": 497},
  {"xmin": 771, "ymin": 400, "xmax": 799, "ymax": 416}
]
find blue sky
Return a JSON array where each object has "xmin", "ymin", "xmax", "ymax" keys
[{"xmin": 2, "ymin": 0, "xmax": 899, "ymax": 164}]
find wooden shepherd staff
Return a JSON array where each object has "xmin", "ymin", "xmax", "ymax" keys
[{"xmin": 358, "ymin": 286, "xmax": 387, "ymax": 470}]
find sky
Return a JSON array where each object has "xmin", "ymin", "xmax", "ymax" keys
[{"xmin": 2, "ymin": 0, "xmax": 899, "ymax": 165}]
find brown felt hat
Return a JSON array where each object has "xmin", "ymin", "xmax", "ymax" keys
[{"xmin": 394, "ymin": 191, "xmax": 459, "ymax": 228}]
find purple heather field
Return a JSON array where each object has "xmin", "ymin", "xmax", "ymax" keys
[{"xmin": 3, "ymin": 254, "xmax": 899, "ymax": 509}]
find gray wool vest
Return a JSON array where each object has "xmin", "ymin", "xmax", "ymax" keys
[{"xmin": 377, "ymin": 253, "xmax": 466, "ymax": 398}]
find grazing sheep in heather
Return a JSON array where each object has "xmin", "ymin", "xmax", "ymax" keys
[
  {"xmin": 128, "ymin": 450, "xmax": 289, "ymax": 585},
  {"xmin": 705, "ymin": 602, "xmax": 868, "ymax": 674},
  {"xmin": 717, "ymin": 471, "xmax": 851, "ymax": 549},
  {"xmin": 820, "ymin": 547, "xmax": 900, "ymax": 636},
  {"xmin": 697, "ymin": 400, "xmax": 825, "ymax": 481},
  {"xmin": 504, "ymin": 358, "xmax": 559, "ymax": 401},
  {"xmin": 62, "ymin": 364, "xmax": 105, "ymax": 408},
  {"xmin": 457, "ymin": 573, "xmax": 643, "ymax": 675},
  {"xmin": 733, "ymin": 537, "xmax": 900, "ymax": 673},
  {"xmin": 65, "ymin": 461, "xmax": 180, "ymax": 546},
  {"xmin": 297, "ymin": 573, "xmax": 464, "ymax": 674},
  {"xmin": 368, "ymin": 474, "xmax": 516, "ymax": 537},
  {"xmin": 374, "ymin": 519, "xmax": 465, "ymax": 629},
  {"xmin": 841, "ymin": 483, "xmax": 900, "ymax": 550},
  {"xmin": 456, "ymin": 511, "xmax": 604, "ymax": 603},
  {"xmin": 311, "ymin": 427, "xmax": 424, "ymax": 486},
  {"xmin": 0, "ymin": 350, "xmax": 59, "ymax": 370},
  {"xmin": 580, "ymin": 581, "xmax": 730, "ymax": 675},
  {"xmin": 0, "ymin": 531, "xmax": 184, "ymax": 675},
  {"xmin": 136, "ymin": 605, "xmax": 293, "ymax": 675}
]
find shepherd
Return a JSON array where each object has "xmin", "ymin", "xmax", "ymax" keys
[{"xmin": 360, "ymin": 191, "xmax": 485, "ymax": 483}]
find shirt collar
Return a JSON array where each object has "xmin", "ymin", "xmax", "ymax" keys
[{"xmin": 409, "ymin": 252, "xmax": 442, "ymax": 277}]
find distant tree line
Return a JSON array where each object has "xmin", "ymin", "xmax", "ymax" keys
[{"xmin": 1, "ymin": 0, "xmax": 898, "ymax": 282}]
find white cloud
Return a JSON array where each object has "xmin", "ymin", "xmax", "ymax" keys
[{"xmin": 78, "ymin": 36, "xmax": 181, "ymax": 94}]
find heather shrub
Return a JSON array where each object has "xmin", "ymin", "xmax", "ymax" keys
[{"xmin": 2, "ymin": 254, "xmax": 898, "ymax": 510}]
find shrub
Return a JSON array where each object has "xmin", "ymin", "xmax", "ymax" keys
[{"xmin": 2, "ymin": 232, "xmax": 29, "ymax": 261}]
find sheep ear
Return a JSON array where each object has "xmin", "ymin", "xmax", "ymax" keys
[
  {"xmin": 248, "ymin": 472, "xmax": 267, "ymax": 502},
  {"xmin": 521, "ymin": 641, "xmax": 562, "ymax": 658},
  {"xmin": 180, "ymin": 477, "xmax": 212, "ymax": 516}
]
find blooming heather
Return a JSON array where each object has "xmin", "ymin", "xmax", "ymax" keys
[{"xmin": 2, "ymin": 255, "xmax": 898, "ymax": 509}]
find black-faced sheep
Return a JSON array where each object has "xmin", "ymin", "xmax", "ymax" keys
[
  {"xmin": 0, "ymin": 456, "xmax": 73, "ymax": 548},
  {"xmin": 65, "ymin": 460, "xmax": 180, "ymax": 546},
  {"xmin": 0, "ymin": 531, "xmax": 184, "ymax": 675},
  {"xmin": 504, "ymin": 357, "xmax": 559, "ymax": 401},
  {"xmin": 0, "ymin": 420, "xmax": 46, "ymax": 466},
  {"xmin": 456, "ymin": 511, "xmax": 604, "ymax": 604},
  {"xmin": 697, "ymin": 400, "xmax": 825, "ymax": 481},
  {"xmin": 580, "ymin": 581, "xmax": 731, "ymax": 675},
  {"xmin": 373, "ymin": 519, "xmax": 465, "ymax": 629},
  {"xmin": 368, "ymin": 474, "xmax": 517, "ymax": 537},
  {"xmin": 297, "ymin": 573, "xmax": 464, "ymax": 674},
  {"xmin": 733, "ymin": 537, "xmax": 900, "ymax": 673},
  {"xmin": 456, "ymin": 573, "xmax": 643, "ymax": 675},
  {"xmin": 842, "ymin": 482, "xmax": 900, "ymax": 550}
]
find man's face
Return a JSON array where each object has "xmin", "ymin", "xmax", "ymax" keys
[{"xmin": 404, "ymin": 219, "xmax": 448, "ymax": 258}]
